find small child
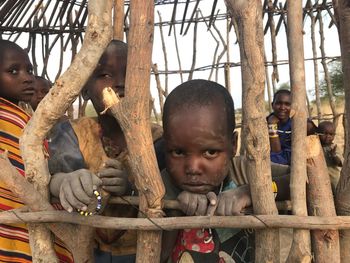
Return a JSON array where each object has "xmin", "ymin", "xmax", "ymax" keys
[
  {"xmin": 267, "ymin": 89, "xmax": 316, "ymax": 165},
  {"xmin": 30, "ymin": 76, "xmax": 51, "ymax": 111},
  {"xmin": 0, "ymin": 40, "xmax": 73, "ymax": 262},
  {"xmin": 317, "ymin": 121, "xmax": 343, "ymax": 193},
  {"xmin": 161, "ymin": 80, "xmax": 289, "ymax": 263},
  {"xmin": 49, "ymin": 40, "xmax": 164, "ymax": 263}
]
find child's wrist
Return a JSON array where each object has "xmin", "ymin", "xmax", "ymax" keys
[{"xmin": 268, "ymin": 124, "xmax": 279, "ymax": 138}]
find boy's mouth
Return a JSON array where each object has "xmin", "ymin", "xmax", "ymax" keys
[
  {"xmin": 23, "ymin": 87, "xmax": 35, "ymax": 95},
  {"xmin": 183, "ymin": 183, "xmax": 211, "ymax": 192}
]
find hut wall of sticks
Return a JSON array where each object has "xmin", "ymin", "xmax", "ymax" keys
[{"xmin": 0, "ymin": 0, "xmax": 350, "ymax": 262}]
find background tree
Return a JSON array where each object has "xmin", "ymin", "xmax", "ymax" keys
[{"xmin": 320, "ymin": 61, "xmax": 344, "ymax": 97}]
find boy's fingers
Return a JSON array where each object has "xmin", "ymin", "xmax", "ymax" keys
[
  {"xmin": 91, "ymin": 173, "xmax": 103, "ymax": 188},
  {"xmin": 196, "ymin": 197, "xmax": 208, "ymax": 216},
  {"xmin": 216, "ymin": 199, "xmax": 225, "ymax": 216},
  {"xmin": 103, "ymin": 158, "xmax": 123, "ymax": 169},
  {"xmin": 60, "ymin": 184, "xmax": 87, "ymax": 212},
  {"xmin": 99, "ymin": 168, "xmax": 125, "ymax": 178},
  {"xmin": 206, "ymin": 192, "xmax": 217, "ymax": 216},
  {"xmin": 59, "ymin": 191, "xmax": 73, "ymax": 213},
  {"xmin": 206, "ymin": 192, "xmax": 217, "ymax": 206}
]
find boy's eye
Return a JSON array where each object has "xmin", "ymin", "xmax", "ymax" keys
[
  {"xmin": 170, "ymin": 149, "xmax": 185, "ymax": 157},
  {"xmin": 9, "ymin": 69, "xmax": 18, "ymax": 74},
  {"xmin": 203, "ymin": 150, "xmax": 219, "ymax": 158},
  {"xmin": 28, "ymin": 68, "xmax": 33, "ymax": 75},
  {"xmin": 99, "ymin": 73, "xmax": 112, "ymax": 78}
]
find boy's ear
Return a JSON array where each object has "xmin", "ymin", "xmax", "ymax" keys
[{"xmin": 231, "ymin": 131, "xmax": 238, "ymax": 157}]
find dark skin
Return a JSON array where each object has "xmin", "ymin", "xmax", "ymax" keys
[
  {"xmin": 0, "ymin": 44, "xmax": 35, "ymax": 104},
  {"xmin": 268, "ymin": 92, "xmax": 316, "ymax": 153},
  {"xmin": 161, "ymin": 103, "xmax": 243, "ymax": 262},
  {"xmin": 161, "ymin": 102, "xmax": 291, "ymax": 262},
  {"xmin": 50, "ymin": 42, "xmax": 130, "ymax": 212},
  {"xmin": 30, "ymin": 77, "xmax": 51, "ymax": 110},
  {"xmin": 268, "ymin": 93, "xmax": 291, "ymax": 153},
  {"xmin": 318, "ymin": 121, "xmax": 342, "ymax": 167}
]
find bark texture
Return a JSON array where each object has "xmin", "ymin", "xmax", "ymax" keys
[
  {"xmin": 224, "ymin": 1, "xmax": 279, "ymax": 262},
  {"xmin": 285, "ymin": 1, "xmax": 312, "ymax": 262},
  {"xmin": 19, "ymin": 0, "xmax": 113, "ymax": 261},
  {"xmin": 106, "ymin": 1, "xmax": 165, "ymax": 262},
  {"xmin": 334, "ymin": 1, "xmax": 350, "ymax": 262},
  {"xmin": 113, "ymin": 0, "xmax": 125, "ymax": 40},
  {"xmin": 306, "ymin": 135, "xmax": 340, "ymax": 263}
]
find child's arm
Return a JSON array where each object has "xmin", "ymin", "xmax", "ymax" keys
[{"xmin": 329, "ymin": 144, "xmax": 343, "ymax": 167}]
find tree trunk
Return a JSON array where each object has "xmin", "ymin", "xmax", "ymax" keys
[
  {"xmin": 224, "ymin": 1, "xmax": 279, "ymax": 262},
  {"xmin": 306, "ymin": 135, "xmax": 340, "ymax": 263},
  {"xmin": 285, "ymin": 1, "xmax": 312, "ymax": 262},
  {"xmin": 334, "ymin": 1, "xmax": 350, "ymax": 262},
  {"xmin": 19, "ymin": 0, "xmax": 113, "ymax": 261},
  {"xmin": 106, "ymin": 1, "xmax": 165, "ymax": 262}
]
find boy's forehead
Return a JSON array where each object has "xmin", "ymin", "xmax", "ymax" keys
[
  {"xmin": 167, "ymin": 104, "xmax": 229, "ymax": 133},
  {"xmin": 321, "ymin": 123, "xmax": 335, "ymax": 131},
  {"xmin": 275, "ymin": 93, "xmax": 291, "ymax": 101}
]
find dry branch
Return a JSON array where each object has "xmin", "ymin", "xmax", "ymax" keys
[
  {"xmin": 157, "ymin": 11, "xmax": 169, "ymax": 95},
  {"xmin": 334, "ymin": 0, "xmax": 350, "ymax": 262},
  {"xmin": 306, "ymin": 135, "xmax": 340, "ymax": 263},
  {"xmin": 318, "ymin": 9, "xmax": 340, "ymax": 127},
  {"xmin": 113, "ymin": 0, "xmax": 125, "ymax": 40},
  {"xmin": 309, "ymin": 6, "xmax": 322, "ymax": 123},
  {"xmin": 19, "ymin": 0, "xmax": 113, "ymax": 261},
  {"xmin": 285, "ymin": 0, "xmax": 312, "ymax": 262},
  {"xmin": 225, "ymin": 1, "xmax": 279, "ymax": 262},
  {"xmin": 0, "ymin": 211, "xmax": 350, "ymax": 231},
  {"xmin": 106, "ymin": 1, "xmax": 165, "ymax": 262}
]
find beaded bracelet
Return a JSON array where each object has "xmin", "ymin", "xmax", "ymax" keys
[
  {"xmin": 272, "ymin": 181, "xmax": 278, "ymax": 199},
  {"xmin": 77, "ymin": 189, "xmax": 102, "ymax": 216},
  {"xmin": 268, "ymin": 123, "xmax": 279, "ymax": 138}
]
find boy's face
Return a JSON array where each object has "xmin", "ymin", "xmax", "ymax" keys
[
  {"xmin": 164, "ymin": 104, "xmax": 236, "ymax": 194},
  {"xmin": 272, "ymin": 93, "xmax": 291, "ymax": 123},
  {"xmin": 0, "ymin": 47, "xmax": 35, "ymax": 104},
  {"xmin": 84, "ymin": 44, "xmax": 127, "ymax": 114},
  {"xmin": 319, "ymin": 124, "xmax": 335, "ymax": 146},
  {"xmin": 30, "ymin": 78, "xmax": 50, "ymax": 110}
]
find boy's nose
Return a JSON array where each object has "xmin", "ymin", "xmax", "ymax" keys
[
  {"xmin": 185, "ymin": 156, "xmax": 202, "ymax": 176},
  {"xmin": 23, "ymin": 72, "xmax": 34, "ymax": 84}
]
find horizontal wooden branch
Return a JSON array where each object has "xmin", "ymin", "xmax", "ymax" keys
[
  {"xmin": 109, "ymin": 196, "xmax": 292, "ymax": 212},
  {"xmin": 1, "ymin": 211, "xmax": 350, "ymax": 230}
]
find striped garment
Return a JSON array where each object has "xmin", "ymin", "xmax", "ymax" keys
[{"xmin": 0, "ymin": 97, "xmax": 73, "ymax": 263}]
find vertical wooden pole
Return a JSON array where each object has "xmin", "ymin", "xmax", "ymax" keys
[
  {"xmin": 334, "ymin": 0, "xmax": 350, "ymax": 262},
  {"xmin": 285, "ymin": 1, "xmax": 312, "ymax": 262},
  {"xmin": 309, "ymin": 6, "xmax": 322, "ymax": 123},
  {"xmin": 318, "ymin": 10, "xmax": 339, "ymax": 126},
  {"xmin": 306, "ymin": 135, "xmax": 340, "ymax": 263},
  {"xmin": 20, "ymin": 0, "xmax": 113, "ymax": 261},
  {"xmin": 113, "ymin": 0, "xmax": 124, "ymax": 40},
  {"xmin": 225, "ymin": 1, "xmax": 279, "ymax": 262},
  {"xmin": 108, "ymin": 1, "xmax": 165, "ymax": 262}
]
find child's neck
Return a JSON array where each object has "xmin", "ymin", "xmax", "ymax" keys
[{"xmin": 98, "ymin": 114, "xmax": 127, "ymax": 151}]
